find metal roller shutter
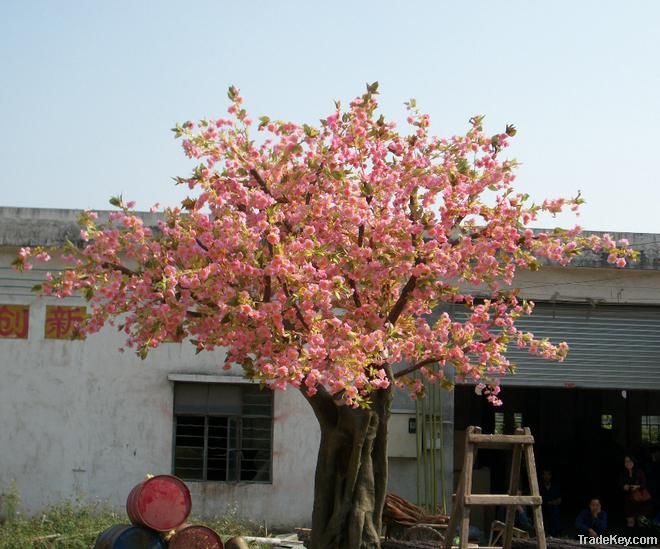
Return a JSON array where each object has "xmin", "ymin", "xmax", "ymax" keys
[
  {"xmin": 439, "ymin": 303, "xmax": 660, "ymax": 390},
  {"xmin": 503, "ymin": 303, "xmax": 660, "ymax": 389}
]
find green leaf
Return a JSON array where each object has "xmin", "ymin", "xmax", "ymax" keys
[
  {"xmin": 366, "ymin": 81, "xmax": 379, "ymax": 94},
  {"xmin": 440, "ymin": 378, "xmax": 455, "ymax": 390},
  {"xmin": 82, "ymin": 287, "xmax": 94, "ymax": 301},
  {"xmin": 469, "ymin": 115, "xmax": 485, "ymax": 129},
  {"xmin": 258, "ymin": 116, "xmax": 270, "ymax": 130},
  {"xmin": 171, "ymin": 123, "xmax": 184, "ymax": 138},
  {"xmin": 405, "ymin": 98, "xmax": 417, "ymax": 109},
  {"xmin": 303, "ymin": 124, "xmax": 319, "ymax": 138},
  {"xmin": 457, "ymin": 158, "xmax": 470, "ymax": 175},
  {"xmin": 181, "ymin": 197, "xmax": 196, "ymax": 211},
  {"xmin": 227, "ymin": 85, "xmax": 238, "ymax": 101},
  {"xmin": 109, "ymin": 195, "xmax": 123, "ymax": 208},
  {"xmin": 31, "ymin": 283, "xmax": 42, "ymax": 293}
]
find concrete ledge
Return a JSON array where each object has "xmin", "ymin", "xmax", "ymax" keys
[
  {"xmin": 0, "ymin": 206, "xmax": 161, "ymax": 247},
  {"xmin": 2, "ymin": 207, "xmax": 659, "ymax": 270},
  {"xmin": 167, "ymin": 373, "xmax": 255, "ymax": 384}
]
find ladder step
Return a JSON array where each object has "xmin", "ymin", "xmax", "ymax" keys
[
  {"xmin": 464, "ymin": 495, "xmax": 542, "ymax": 506},
  {"xmin": 467, "ymin": 433, "xmax": 535, "ymax": 446}
]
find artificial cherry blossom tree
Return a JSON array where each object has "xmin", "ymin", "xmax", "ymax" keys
[{"xmin": 15, "ymin": 83, "xmax": 634, "ymax": 549}]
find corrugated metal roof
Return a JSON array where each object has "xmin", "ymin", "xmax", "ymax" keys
[{"xmin": 495, "ymin": 303, "xmax": 660, "ymax": 389}]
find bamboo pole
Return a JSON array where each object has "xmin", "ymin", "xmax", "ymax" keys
[
  {"xmin": 438, "ymin": 387, "xmax": 447, "ymax": 514},
  {"xmin": 416, "ymin": 392, "xmax": 421, "ymax": 506},
  {"xmin": 421, "ymin": 380, "xmax": 428, "ymax": 510},
  {"xmin": 431, "ymin": 377, "xmax": 437, "ymax": 513}
]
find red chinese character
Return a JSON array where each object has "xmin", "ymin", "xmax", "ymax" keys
[
  {"xmin": 0, "ymin": 305, "xmax": 29, "ymax": 339},
  {"xmin": 45, "ymin": 306, "xmax": 86, "ymax": 339}
]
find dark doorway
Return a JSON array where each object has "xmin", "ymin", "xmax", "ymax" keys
[{"xmin": 454, "ymin": 385, "xmax": 660, "ymax": 534}]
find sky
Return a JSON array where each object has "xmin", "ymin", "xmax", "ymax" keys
[{"xmin": 1, "ymin": 1, "xmax": 659, "ymax": 233}]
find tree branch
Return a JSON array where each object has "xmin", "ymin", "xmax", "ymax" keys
[
  {"xmin": 448, "ymin": 225, "xmax": 485, "ymax": 246},
  {"xmin": 393, "ymin": 335, "xmax": 494, "ymax": 379},
  {"xmin": 195, "ymin": 237, "xmax": 209, "ymax": 252},
  {"xmin": 348, "ymin": 278, "xmax": 361, "ymax": 308},
  {"xmin": 263, "ymin": 275, "xmax": 272, "ymax": 303},
  {"xmin": 250, "ymin": 168, "xmax": 289, "ymax": 204},
  {"xmin": 358, "ymin": 225, "xmax": 365, "ymax": 247},
  {"xmin": 101, "ymin": 262, "xmax": 137, "ymax": 277},
  {"xmin": 299, "ymin": 381, "xmax": 337, "ymax": 427},
  {"xmin": 385, "ymin": 187, "xmax": 425, "ymax": 327},
  {"xmin": 262, "ymin": 241, "xmax": 274, "ymax": 303},
  {"xmin": 393, "ymin": 357, "xmax": 439, "ymax": 379},
  {"xmin": 280, "ymin": 277, "xmax": 310, "ymax": 331},
  {"xmin": 386, "ymin": 274, "xmax": 417, "ymax": 326}
]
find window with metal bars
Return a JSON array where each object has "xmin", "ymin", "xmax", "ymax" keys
[
  {"xmin": 493, "ymin": 411, "xmax": 524, "ymax": 434},
  {"xmin": 641, "ymin": 415, "xmax": 660, "ymax": 445},
  {"xmin": 173, "ymin": 382, "xmax": 273, "ymax": 482}
]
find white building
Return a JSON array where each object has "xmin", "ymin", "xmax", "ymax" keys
[
  {"xmin": 0, "ymin": 207, "xmax": 321, "ymax": 527},
  {"xmin": 2, "ymin": 206, "xmax": 660, "ymax": 531}
]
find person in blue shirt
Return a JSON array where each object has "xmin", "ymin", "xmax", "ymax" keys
[
  {"xmin": 575, "ymin": 497, "xmax": 607, "ymax": 537},
  {"xmin": 540, "ymin": 469, "xmax": 562, "ymax": 537}
]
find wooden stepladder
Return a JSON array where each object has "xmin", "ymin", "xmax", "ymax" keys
[{"xmin": 444, "ymin": 426, "xmax": 546, "ymax": 549}]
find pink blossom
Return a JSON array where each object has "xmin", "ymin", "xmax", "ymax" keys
[{"xmin": 19, "ymin": 83, "xmax": 637, "ymax": 410}]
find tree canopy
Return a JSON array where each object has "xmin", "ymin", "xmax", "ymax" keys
[{"xmin": 15, "ymin": 83, "xmax": 634, "ymax": 407}]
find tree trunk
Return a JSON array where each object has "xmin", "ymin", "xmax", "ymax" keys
[{"xmin": 305, "ymin": 386, "xmax": 392, "ymax": 549}]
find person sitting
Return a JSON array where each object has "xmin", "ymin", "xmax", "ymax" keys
[
  {"xmin": 495, "ymin": 491, "xmax": 534, "ymax": 536},
  {"xmin": 575, "ymin": 497, "xmax": 607, "ymax": 537}
]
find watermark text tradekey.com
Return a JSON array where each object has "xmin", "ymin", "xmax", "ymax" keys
[{"xmin": 578, "ymin": 534, "xmax": 658, "ymax": 546}]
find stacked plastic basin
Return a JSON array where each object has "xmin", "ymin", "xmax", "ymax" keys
[{"xmin": 94, "ymin": 475, "xmax": 223, "ymax": 548}]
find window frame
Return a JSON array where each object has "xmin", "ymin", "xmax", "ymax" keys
[
  {"xmin": 170, "ymin": 378, "xmax": 274, "ymax": 484},
  {"xmin": 493, "ymin": 411, "xmax": 524, "ymax": 434},
  {"xmin": 641, "ymin": 415, "xmax": 660, "ymax": 445}
]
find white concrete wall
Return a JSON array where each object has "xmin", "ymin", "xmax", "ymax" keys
[
  {"xmin": 514, "ymin": 265, "xmax": 660, "ymax": 305},
  {"xmin": 0, "ymin": 250, "xmax": 319, "ymax": 527},
  {"xmin": 5, "ymin": 260, "xmax": 660, "ymax": 524},
  {"xmin": 4, "ymin": 207, "xmax": 660, "ymax": 524}
]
